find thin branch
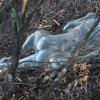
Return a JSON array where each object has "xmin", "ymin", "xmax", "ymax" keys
[
  {"xmin": 74, "ymin": 16, "xmax": 100, "ymax": 56},
  {"xmin": 21, "ymin": 0, "xmax": 29, "ymax": 26}
]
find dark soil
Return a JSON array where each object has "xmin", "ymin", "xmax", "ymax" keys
[{"xmin": 0, "ymin": 0, "xmax": 100, "ymax": 100}]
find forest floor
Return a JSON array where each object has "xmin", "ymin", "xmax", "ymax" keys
[{"xmin": 0, "ymin": 0, "xmax": 100, "ymax": 100}]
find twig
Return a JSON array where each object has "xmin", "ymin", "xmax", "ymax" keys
[{"xmin": 74, "ymin": 15, "xmax": 100, "ymax": 56}]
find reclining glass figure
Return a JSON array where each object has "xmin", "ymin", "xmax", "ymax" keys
[{"xmin": 0, "ymin": 13, "xmax": 100, "ymax": 70}]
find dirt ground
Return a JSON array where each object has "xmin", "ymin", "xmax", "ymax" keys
[{"xmin": 0, "ymin": 0, "xmax": 100, "ymax": 100}]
